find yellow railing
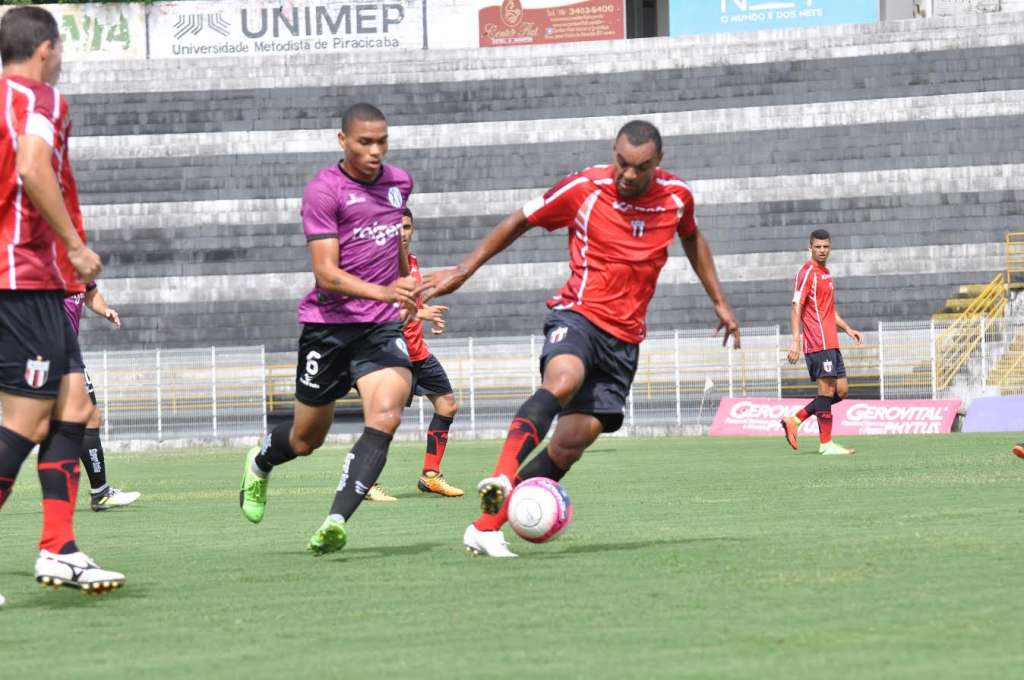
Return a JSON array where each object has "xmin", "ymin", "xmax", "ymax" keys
[
  {"xmin": 1008, "ymin": 231, "xmax": 1024, "ymax": 289},
  {"xmin": 986, "ymin": 332, "xmax": 1024, "ymax": 391},
  {"xmin": 934, "ymin": 272, "xmax": 1007, "ymax": 391}
]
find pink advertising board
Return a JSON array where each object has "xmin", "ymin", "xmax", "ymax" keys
[{"xmin": 710, "ymin": 398, "xmax": 961, "ymax": 437}]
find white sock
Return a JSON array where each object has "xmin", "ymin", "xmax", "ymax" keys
[
  {"xmin": 328, "ymin": 513, "xmax": 345, "ymax": 523},
  {"xmin": 250, "ymin": 460, "xmax": 268, "ymax": 480}
]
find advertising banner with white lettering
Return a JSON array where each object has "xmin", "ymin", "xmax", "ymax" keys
[
  {"xmin": 148, "ymin": 0, "xmax": 423, "ymax": 59},
  {"xmin": 0, "ymin": 4, "xmax": 146, "ymax": 62},
  {"xmin": 479, "ymin": 0, "xmax": 625, "ymax": 48},
  {"xmin": 710, "ymin": 398, "xmax": 961, "ymax": 436},
  {"xmin": 670, "ymin": 0, "xmax": 879, "ymax": 36}
]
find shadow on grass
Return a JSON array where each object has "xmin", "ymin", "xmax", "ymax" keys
[
  {"xmin": 15, "ymin": 584, "xmax": 149, "ymax": 610},
  {"xmin": 531, "ymin": 536, "xmax": 745, "ymax": 559},
  {"xmin": 270, "ymin": 540, "xmax": 446, "ymax": 561}
]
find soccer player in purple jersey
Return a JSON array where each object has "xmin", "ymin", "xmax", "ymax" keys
[
  {"xmin": 63, "ymin": 282, "xmax": 141, "ymax": 511},
  {"xmin": 239, "ymin": 103, "xmax": 419, "ymax": 555}
]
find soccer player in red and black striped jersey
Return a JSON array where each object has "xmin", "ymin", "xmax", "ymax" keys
[
  {"xmin": 398, "ymin": 207, "xmax": 464, "ymax": 498},
  {"xmin": 0, "ymin": 7, "xmax": 124, "ymax": 600},
  {"xmin": 425, "ymin": 120, "xmax": 740, "ymax": 557},
  {"xmin": 781, "ymin": 229, "xmax": 863, "ymax": 455}
]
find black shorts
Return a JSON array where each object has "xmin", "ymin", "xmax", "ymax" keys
[
  {"xmin": 805, "ymin": 348, "xmax": 847, "ymax": 381},
  {"xmin": 540, "ymin": 309, "xmax": 639, "ymax": 434},
  {"xmin": 294, "ymin": 322, "xmax": 412, "ymax": 406},
  {"xmin": 0, "ymin": 290, "xmax": 83, "ymax": 399},
  {"xmin": 412, "ymin": 353, "xmax": 453, "ymax": 397},
  {"xmin": 83, "ymin": 366, "xmax": 97, "ymax": 406}
]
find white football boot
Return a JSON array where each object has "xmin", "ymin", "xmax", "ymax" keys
[
  {"xmin": 476, "ymin": 474, "xmax": 513, "ymax": 515},
  {"xmin": 0, "ymin": 591, "xmax": 6, "ymax": 607},
  {"xmin": 34, "ymin": 550, "xmax": 125, "ymax": 593},
  {"xmin": 91, "ymin": 487, "xmax": 142, "ymax": 512},
  {"xmin": 463, "ymin": 524, "xmax": 517, "ymax": 558}
]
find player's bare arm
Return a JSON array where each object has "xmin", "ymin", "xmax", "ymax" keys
[
  {"xmin": 680, "ymin": 228, "xmax": 741, "ymax": 349},
  {"xmin": 422, "ymin": 209, "xmax": 534, "ymax": 300},
  {"xmin": 308, "ymin": 237, "xmax": 418, "ymax": 310},
  {"xmin": 84, "ymin": 286, "xmax": 121, "ymax": 329},
  {"xmin": 16, "ymin": 134, "xmax": 101, "ymax": 282},
  {"xmin": 788, "ymin": 300, "xmax": 803, "ymax": 364},
  {"xmin": 834, "ymin": 311, "xmax": 862, "ymax": 344}
]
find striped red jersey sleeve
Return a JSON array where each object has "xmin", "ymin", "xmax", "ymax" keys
[
  {"xmin": 1, "ymin": 76, "xmax": 77, "ymax": 291},
  {"xmin": 522, "ymin": 172, "xmax": 592, "ymax": 231}
]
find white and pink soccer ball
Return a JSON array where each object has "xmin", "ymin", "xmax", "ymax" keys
[{"xmin": 506, "ymin": 477, "xmax": 573, "ymax": 543}]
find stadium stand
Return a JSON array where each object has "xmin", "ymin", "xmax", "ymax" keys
[{"xmin": 63, "ymin": 12, "xmax": 1024, "ymax": 352}]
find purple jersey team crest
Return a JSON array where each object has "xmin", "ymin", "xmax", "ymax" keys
[{"xmin": 298, "ymin": 163, "xmax": 413, "ymax": 325}]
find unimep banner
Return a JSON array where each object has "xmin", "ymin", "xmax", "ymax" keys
[
  {"xmin": 479, "ymin": 0, "xmax": 625, "ymax": 48},
  {"xmin": 148, "ymin": 0, "xmax": 424, "ymax": 59},
  {"xmin": 710, "ymin": 398, "xmax": 961, "ymax": 436},
  {"xmin": 669, "ymin": 0, "xmax": 879, "ymax": 36},
  {"xmin": 0, "ymin": 3, "xmax": 146, "ymax": 62}
]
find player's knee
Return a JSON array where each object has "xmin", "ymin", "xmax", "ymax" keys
[
  {"xmin": 548, "ymin": 441, "xmax": 584, "ymax": 469},
  {"xmin": 24, "ymin": 419, "xmax": 51, "ymax": 444},
  {"xmin": 438, "ymin": 397, "xmax": 458, "ymax": 419},
  {"xmin": 366, "ymin": 410, "xmax": 402, "ymax": 434},
  {"xmin": 290, "ymin": 429, "xmax": 325, "ymax": 456},
  {"xmin": 836, "ymin": 385, "xmax": 849, "ymax": 400}
]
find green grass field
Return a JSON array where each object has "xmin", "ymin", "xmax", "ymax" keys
[{"xmin": 2, "ymin": 433, "xmax": 1023, "ymax": 679}]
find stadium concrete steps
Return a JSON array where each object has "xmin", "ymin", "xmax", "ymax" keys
[
  {"xmin": 985, "ymin": 331, "xmax": 1024, "ymax": 390},
  {"xmin": 63, "ymin": 12, "xmax": 1024, "ymax": 351}
]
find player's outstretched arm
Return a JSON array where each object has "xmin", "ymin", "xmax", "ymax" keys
[
  {"xmin": 16, "ymin": 135, "xmax": 101, "ymax": 283},
  {"xmin": 84, "ymin": 286, "xmax": 121, "ymax": 329},
  {"xmin": 681, "ymin": 229, "xmax": 740, "ymax": 349},
  {"xmin": 422, "ymin": 209, "xmax": 534, "ymax": 301},
  {"xmin": 835, "ymin": 311, "xmax": 863, "ymax": 344},
  {"xmin": 309, "ymin": 238, "xmax": 418, "ymax": 310}
]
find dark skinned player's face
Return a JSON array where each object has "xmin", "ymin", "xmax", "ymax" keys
[
  {"xmin": 338, "ymin": 119, "xmax": 388, "ymax": 182},
  {"xmin": 612, "ymin": 136, "xmax": 662, "ymax": 198}
]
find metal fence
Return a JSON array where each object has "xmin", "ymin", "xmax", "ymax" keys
[
  {"xmin": 85, "ymin": 346, "xmax": 266, "ymax": 442},
  {"xmin": 879, "ymin": 315, "xmax": 1024, "ymax": 399},
  {"xmin": 6, "ymin": 313, "xmax": 1020, "ymax": 444}
]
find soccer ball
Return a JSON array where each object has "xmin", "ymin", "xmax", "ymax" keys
[{"xmin": 507, "ymin": 478, "xmax": 573, "ymax": 543}]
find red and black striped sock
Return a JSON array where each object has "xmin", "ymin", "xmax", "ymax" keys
[
  {"xmin": 421, "ymin": 413, "xmax": 454, "ymax": 474},
  {"xmin": 37, "ymin": 421, "xmax": 84, "ymax": 555},
  {"xmin": 492, "ymin": 389, "xmax": 561, "ymax": 481}
]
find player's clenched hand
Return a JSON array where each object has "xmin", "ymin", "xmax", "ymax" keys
[
  {"xmin": 848, "ymin": 328, "xmax": 863, "ymax": 345},
  {"xmin": 714, "ymin": 301, "xmax": 741, "ymax": 349},
  {"xmin": 68, "ymin": 244, "xmax": 102, "ymax": 284},
  {"xmin": 786, "ymin": 341, "xmax": 801, "ymax": 364},
  {"xmin": 421, "ymin": 267, "xmax": 468, "ymax": 301},
  {"xmin": 384, "ymin": 276, "xmax": 420, "ymax": 312}
]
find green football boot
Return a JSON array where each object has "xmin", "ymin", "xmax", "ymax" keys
[
  {"xmin": 239, "ymin": 446, "xmax": 268, "ymax": 523},
  {"xmin": 308, "ymin": 516, "xmax": 347, "ymax": 556}
]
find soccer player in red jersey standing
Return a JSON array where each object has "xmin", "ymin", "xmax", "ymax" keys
[
  {"xmin": 781, "ymin": 229, "xmax": 862, "ymax": 455},
  {"xmin": 425, "ymin": 121, "xmax": 741, "ymax": 557},
  {"xmin": 398, "ymin": 207, "xmax": 463, "ymax": 498},
  {"xmin": 0, "ymin": 7, "xmax": 124, "ymax": 601}
]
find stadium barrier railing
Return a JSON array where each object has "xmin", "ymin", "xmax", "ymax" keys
[{"xmin": 46, "ymin": 313, "xmax": 1024, "ymax": 444}]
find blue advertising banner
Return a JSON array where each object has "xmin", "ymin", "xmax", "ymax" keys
[{"xmin": 670, "ymin": 0, "xmax": 880, "ymax": 36}]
